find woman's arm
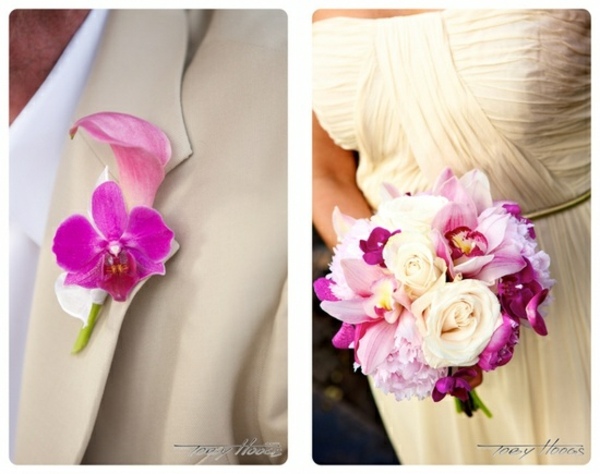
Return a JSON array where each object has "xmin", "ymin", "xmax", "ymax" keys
[{"xmin": 312, "ymin": 112, "xmax": 372, "ymax": 248}]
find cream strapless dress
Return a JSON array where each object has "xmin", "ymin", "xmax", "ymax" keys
[{"xmin": 313, "ymin": 9, "xmax": 590, "ymax": 464}]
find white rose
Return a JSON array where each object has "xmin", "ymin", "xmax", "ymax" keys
[
  {"xmin": 411, "ymin": 279, "xmax": 502, "ymax": 368},
  {"xmin": 382, "ymin": 231, "xmax": 447, "ymax": 300},
  {"xmin": 373, "ymin": 194, "xmax": 448, "ymax": 234}
]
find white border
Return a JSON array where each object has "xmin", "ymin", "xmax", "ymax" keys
[{"xmin": 1, "ymin": 1, "xmax": 597, "ymax": 473}]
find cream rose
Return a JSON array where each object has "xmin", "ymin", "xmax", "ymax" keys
[
  {"xmin": 411, "ymin": 279, "xmax": 502, "ymax": 368},
  {"xmin": 372, "ymin": 194, "xmax": 448, "ymax": 234},
  {"xmin": 382, "ymin": 231, "xmax": 447, "ymax": 300}
]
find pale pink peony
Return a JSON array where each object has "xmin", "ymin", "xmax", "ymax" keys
[{"xmin": 358, "ymin": 310, "xmax": 447, "ymax": 401}]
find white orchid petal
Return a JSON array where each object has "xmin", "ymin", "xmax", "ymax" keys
[{"xmin": 54, "ymin": 273, "xmax": 108, "ymax": 326}]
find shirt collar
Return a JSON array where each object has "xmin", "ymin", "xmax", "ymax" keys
[{"xmin": 9, "ymin": 10, "xmax": 109, "ymax": 246}]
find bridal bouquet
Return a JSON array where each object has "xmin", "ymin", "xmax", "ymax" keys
[{"xmin": 314, "ymin": 168, "xmax": 553, "ymax": 416}]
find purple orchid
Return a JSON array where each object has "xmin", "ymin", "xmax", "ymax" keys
[
  {"xmin": 53, "ymin": 181, "xmax": 174, "ymax": 302},
  {"xmin": 498, "ymin": 259, "xmax": 549, "ymax": 336},
  {"xmin": 432, "ymin": 367, "xmax": 477, "ymax": 402},
  {"xmin": 359, "ymin": 227, "xmax": 401, "ymax": 266}
]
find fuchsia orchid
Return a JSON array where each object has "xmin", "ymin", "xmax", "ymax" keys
[
  {"xmin": 359, "ymin": 227, "xmax": 401, "ymax": 266},
  {"xmin": 53, "ymin": 181, "xmax": 173, "ymax": 302},
  {"xmin": 432, "ymin": 367, "xmax": 477, "ymax": 402},
  {"xmin": 431, "ymin": 367, "xmax": 492, "ymax": 417},
  {"xmin": 52, "ymin": 112, "xmax": 175, "ymax": 352},
  {"xmin": 498, "ymin": 260, "xmax": 549, "ymax": 336}
]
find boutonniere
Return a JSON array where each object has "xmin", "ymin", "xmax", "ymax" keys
[{"xmin": 51, "ymin": 112, "xmax": 175, "ymax": 353}]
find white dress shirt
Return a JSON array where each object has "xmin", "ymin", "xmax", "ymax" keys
[{"xmin": 9, "ymin": 10, "xmax": 109, "ymax": 456}]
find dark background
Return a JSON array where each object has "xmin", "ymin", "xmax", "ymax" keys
[{"xmin": 312, "ymin": 229, "xmax": 400, "ymax": 465}]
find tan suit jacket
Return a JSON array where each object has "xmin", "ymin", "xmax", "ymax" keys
[{"xmin": 14, "ymin": 10, "xmax": 287, "ymax": 464}]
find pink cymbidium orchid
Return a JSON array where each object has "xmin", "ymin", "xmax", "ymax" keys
[
  {"xmin": 318, "ymin": 257, "xmax": 414, "ymax": 375},
  {"xmin": 319, "ymin": 258, "xmax": 403, "ymax": 326},
  {"xmin": 52, "ymin": 112, "xmax": 174, "ymax": 353},
  {"xmin": 431, "ymin": 169, "xmax": 526, "ymax": 283}
]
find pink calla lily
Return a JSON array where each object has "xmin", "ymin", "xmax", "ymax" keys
[{"xmin": 70, "ymin": 112, "xmax": 171, "ymax": 208}]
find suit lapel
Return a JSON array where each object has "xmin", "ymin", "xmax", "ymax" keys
[
  {"xmin": 15, "ymin": 10, "xmax": 191, "ymax": 464},
  {"xmin": 75, "ymin": 9, "xmax": 193, "ymax": 171}
]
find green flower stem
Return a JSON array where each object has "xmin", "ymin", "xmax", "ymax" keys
[
  {"xmin": 71, "ymin": 303, "xmax": 102, "ymax": 354},
  {"xmin": 470, "ymin": 389, "xmax": 493, "ymax": 418}
]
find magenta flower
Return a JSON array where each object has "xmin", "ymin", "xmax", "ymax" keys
[
  {"xmin": 332, "ymin": 323, "xmax": 356, "ymax": 350},
  {"xmin": 53, "ymin": 180, "xmax": 174, "ymax": 302},
  {"xmin": 313, "ymin": 277, "xmax": 339, "ymax": 302},
  {"xmin": 478, "ymin": 313, "xmax": 520, "ymax": 371},
  {"xmin": 359, "ymin": 227, "xmax": 401, "ymax": 266},
  {"xmin": 498, "ymin": 259, "xmax": 548, "ymax": 336},
  {"xmin": 444, "ymin": 226, "xmax": 487, "ymax": 259},
  {"xmin": 314, "ymin": 277, "xmax": 357, "ymax": 348},
  {"xmin": 432, "ymin": 367, "xmax": 477, "ymax": 402}
]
